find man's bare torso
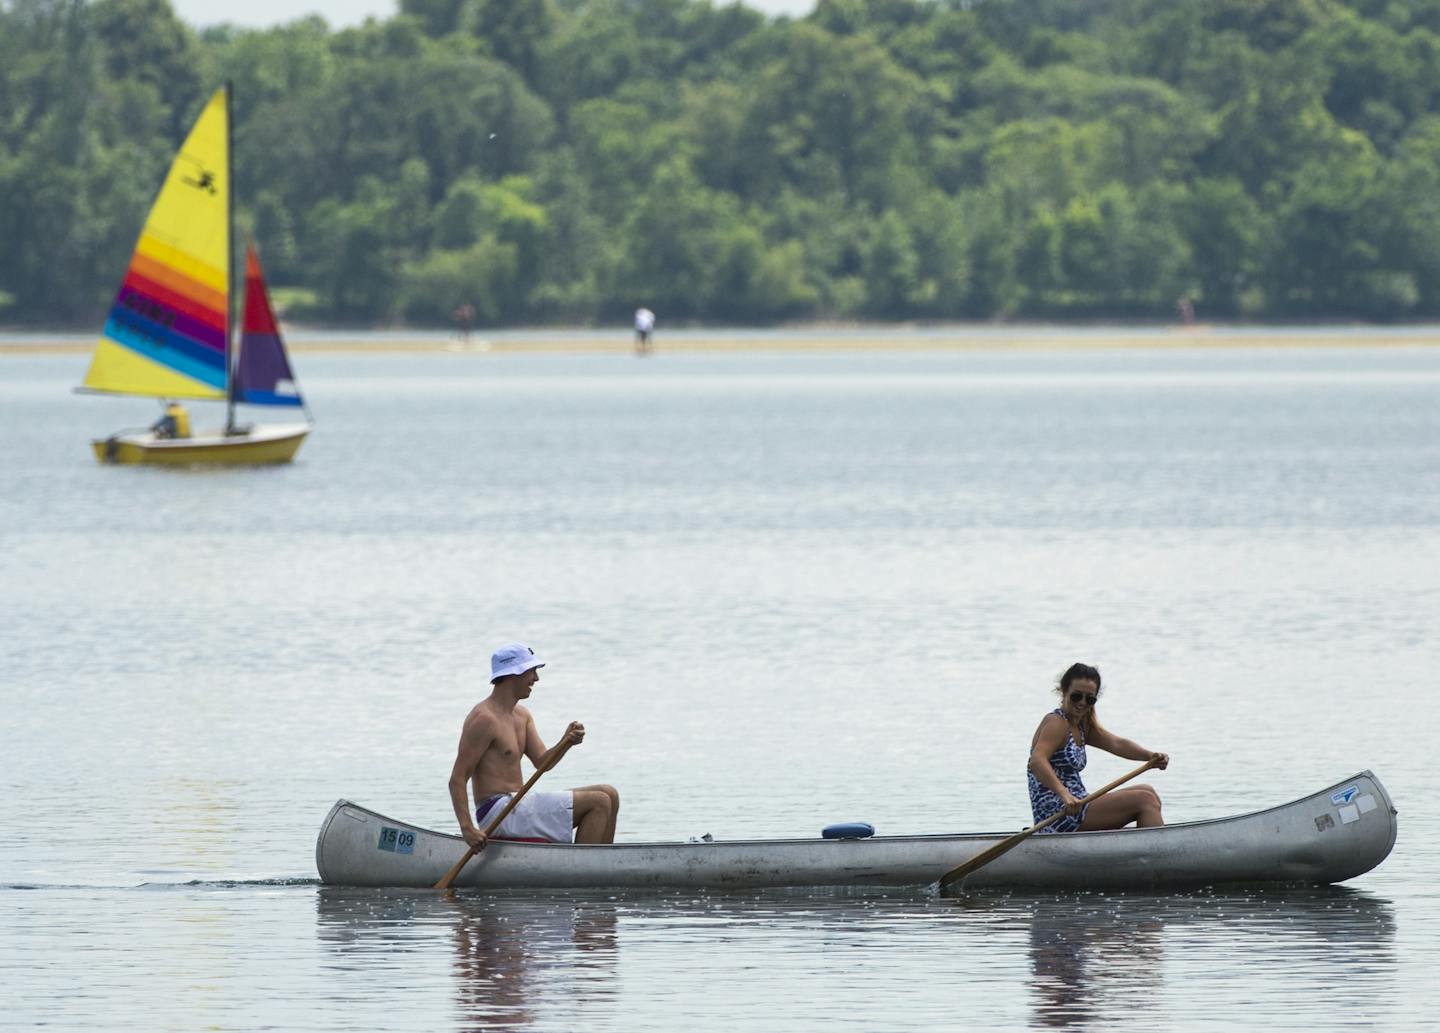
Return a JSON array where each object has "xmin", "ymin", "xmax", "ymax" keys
[{"xmin": 464, "ymin": 699, "xmax": 533, "ymax": 802}]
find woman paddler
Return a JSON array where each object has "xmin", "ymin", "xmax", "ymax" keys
[{"xmin": 1027, "ymin": 662, "xmax": 1169, "ymax": 832}]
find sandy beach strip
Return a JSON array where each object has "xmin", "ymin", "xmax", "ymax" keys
[{"xmin": 6, "ymin": 324, "xmax": 1440, "ymax": 354}]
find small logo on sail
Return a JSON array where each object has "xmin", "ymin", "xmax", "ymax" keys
[
  {"xmin": 121, "ymin": 289, "xmax": 176, "ymax": 329},
  {"xmin": 182, "ymin": 166, "xmax": 218, "ymax": 194}
]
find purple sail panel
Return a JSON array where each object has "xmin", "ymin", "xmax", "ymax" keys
[{"xmin": 233, "ymin": 243, "xmax": 304, "ymax": 407}]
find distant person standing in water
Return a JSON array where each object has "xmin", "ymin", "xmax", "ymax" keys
[
  {"xmin": 453, "ymin": 303, "xmax": 476, "ymax": 342},
  {"xmin": 634, "ymin": 306, "xmax": 655, "ymax": 354},
  {"xmin": 1027, "ymin": 663, "xmax": 1169, "ymax": 832}
]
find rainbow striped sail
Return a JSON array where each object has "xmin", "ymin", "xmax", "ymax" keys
[
  {"xmin": 80, "ymin": 88, "xmax": 230, "ymax": 400},
  {"xmin": 80, "ymin": 85, "xmax": 311, "ymax": 465},
  {"xmin": 234, "ymin": 243, "xmax": 303, "ymax": 407}
]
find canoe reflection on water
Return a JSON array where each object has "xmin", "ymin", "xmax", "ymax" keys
[
  {"xmin": 314, "ymin": 884, "xmax": 1397, "ymax": 1030},
  {"xmin": 315, "ymin": 888, "xmax": 618, "ymax": 1030},
  {"xmin": 993, "ymin": 887, "xmax": 1398, "ymax": 1029}
]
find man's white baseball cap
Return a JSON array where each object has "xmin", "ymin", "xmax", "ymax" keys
[{"xmin": 491, "ymin": 642, "xmax": 546, "ymax": 682}]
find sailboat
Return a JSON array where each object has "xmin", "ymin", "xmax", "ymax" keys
[{"xmin": 78, "ymin": 85, "xmax": 311, "ymax": 465}]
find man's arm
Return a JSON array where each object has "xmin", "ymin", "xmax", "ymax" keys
[
  {"xmin": 523, "ymin": 709, "xmax": 585, "ymax": 769},
  {"xmin": 448, "ymin": 715, "xmax": 496, "ymax": 849},
  {"xmin": 521, "ymin": 707, "xmax": 547, "ymax": 767}
]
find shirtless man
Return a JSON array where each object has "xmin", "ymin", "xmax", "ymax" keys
[{"xmin": 447, "ymin": 643, "xmax": 620, "ymax": 851}]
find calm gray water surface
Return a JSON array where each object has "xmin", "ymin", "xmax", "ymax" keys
[{"xmin": 2, "ymin": 341, "xmax": 1437, "ymax": 1030}]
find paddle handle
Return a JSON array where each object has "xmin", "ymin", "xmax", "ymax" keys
[
  {"xmin": 938, "ymin": 758, "xmax": 1158, "ymax": 891},
  {"xmin": 433, "ymin": 739, "xmax": 574, "ymax": 890}
]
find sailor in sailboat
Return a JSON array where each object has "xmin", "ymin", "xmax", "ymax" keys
[{"xmin": 151, "ymin": 401, "xmax": 191, "ymax": 440}]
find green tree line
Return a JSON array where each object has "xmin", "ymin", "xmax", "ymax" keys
[{"xmin": 6, "ymin": 0, "xmax": 1440, "ymax": 326}]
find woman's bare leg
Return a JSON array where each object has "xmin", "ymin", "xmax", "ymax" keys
[{"xmin": 1077, "ymin": 784, "xmax": 1164, "ymax": 830}]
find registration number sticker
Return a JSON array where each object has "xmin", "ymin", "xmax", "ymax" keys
[{"xmin": 377, "ymin": 826, "xmax": 416, "ymax": 854}]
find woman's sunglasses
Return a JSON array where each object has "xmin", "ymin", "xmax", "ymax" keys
[{"xmin": 1068, "ymin": 691, "xmax": 1098, "ymax": 705}]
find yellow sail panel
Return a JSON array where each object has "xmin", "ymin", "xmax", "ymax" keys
[
  {"xmin": 143, "ymin": 88, "xmax": 229, "ymax": 278},
  {"xmin": 81, "ymin": 339, "xmax": 226, "ymax": 400},
  {"xmin": 80, "ymin": 87, "xmax": 230, "ymax": 399}
]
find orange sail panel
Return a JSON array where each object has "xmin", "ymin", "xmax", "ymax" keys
[{"xmin": 79, "ymin": 88, "xmax": 229, "ymax": 399}]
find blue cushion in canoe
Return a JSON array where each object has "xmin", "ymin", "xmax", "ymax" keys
[{"xmin": 822, "ymin": 822, "xmax": 875, "ymax": 839}]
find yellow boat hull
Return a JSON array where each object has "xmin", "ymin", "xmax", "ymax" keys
[{"xmin": 92, "ymin": 424, "xmax": 310, "ymax": 465}]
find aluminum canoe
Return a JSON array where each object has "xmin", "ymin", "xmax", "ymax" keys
[{"xmin": 314, "ymin": 770, "xmax": 1397, "ymax": 891}]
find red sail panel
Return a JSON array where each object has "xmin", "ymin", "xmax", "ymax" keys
[{"xmin": 233, "ymin": 242, "xmax": 304, "ymax": 407}]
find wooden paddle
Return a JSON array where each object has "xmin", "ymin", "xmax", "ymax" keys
[
  {"xmin": 937, "ymin": 758, "xmax": 1159, "ymax": 892},
  {"xmin": 433, "ymin": 738, "xmax": 575, "ymax": 890}
]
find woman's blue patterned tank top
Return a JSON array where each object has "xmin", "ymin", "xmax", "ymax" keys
[{"xmin": 1027, "ymin": 708, "xmax": 1089, "ymax": 833}]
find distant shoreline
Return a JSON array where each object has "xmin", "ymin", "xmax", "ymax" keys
[{"xmin": 7, "ymin": 324, "xmax": 1440, "ymax": 355}]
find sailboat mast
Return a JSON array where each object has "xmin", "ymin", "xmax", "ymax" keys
[{"xmin": 224, "ymin": 81, "xmax": 236, "ymax": 436}]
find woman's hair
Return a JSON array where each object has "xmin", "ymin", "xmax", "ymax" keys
[
  {"xmin": 1055, "ymin": 662, "xmax": 1102, "ymax": 732},
  {"xmin": 1057, "ymin": 663, "xmax": 1101, "ymax": 694}
]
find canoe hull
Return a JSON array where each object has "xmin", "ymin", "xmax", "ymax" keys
[
  {"xmin": 315, "ymin": 771, "xmax": 1397, "ymax": 891},
  {"xmin": 92, "ymin": 423, "xmax": 309, "ymax": 465}
]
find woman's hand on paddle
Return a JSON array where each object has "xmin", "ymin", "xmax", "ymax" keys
[
  {"xmin": 563, "ymin": 721, "xmax": 585, "ymax": 747},
  {"xmin": 1060, "ymin": 790, "xmax": 1085, "ymax": 815},
  {"xmin": 1148, "ymin": 751, "xmax": 1169, "ymax": 770},
  {"xmin": 462, "ymin": 827, "xmax": 488, "ymax": 851}
]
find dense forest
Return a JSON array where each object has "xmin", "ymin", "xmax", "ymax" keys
[{"xmin": 6, "ymin": 0, "xmax": 1440, "ymax": 326}]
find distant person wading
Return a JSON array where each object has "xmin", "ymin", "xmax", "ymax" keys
[{"xmin": 634, "ymin": 307, "xmax": 655, "ymax": 355}]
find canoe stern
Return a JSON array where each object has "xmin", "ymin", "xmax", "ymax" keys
[{"xmin": 961, "ymin": 770, "xmax": 1398, "ymax": 891}]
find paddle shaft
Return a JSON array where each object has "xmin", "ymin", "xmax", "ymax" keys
[
  {"xmin": 433, "ymin": 739, "xmax": 574, "ymax": 890},
  {"xmin": 937, "ymin": 758, "xmax": 1158, "ymax": 891}
]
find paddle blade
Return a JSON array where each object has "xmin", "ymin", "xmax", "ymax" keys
[
  {"xmin": 939, "ymin": 843, "xmax": 1016, "ymax": 888},
  {"xmin": 433, "ymin": 846, "xmax": 478, "ymax": 890},
  {"xmin": 937, "ymin": 813, "xmax": 1061, "ymax": 892}
]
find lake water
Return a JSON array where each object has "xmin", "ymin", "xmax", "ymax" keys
[{"xmin": 2, "ymin": 339, "xmax": 1437, "ymax": 1030}]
